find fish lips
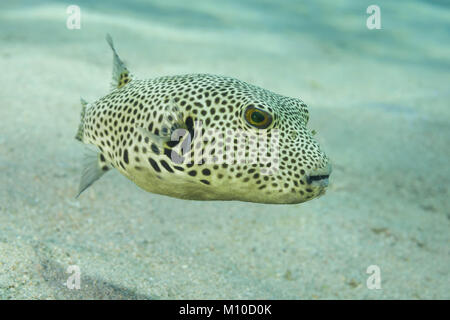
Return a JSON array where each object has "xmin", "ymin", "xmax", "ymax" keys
[{"xmin": 306, "ymin": 163, "xmax": 332, "ymax": 188}]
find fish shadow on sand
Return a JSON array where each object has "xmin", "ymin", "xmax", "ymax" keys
[{"xmin": 32, "ymin": 243, "xmax": 155, "ymax": 300}]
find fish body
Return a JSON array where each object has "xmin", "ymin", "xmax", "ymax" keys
[{"xmin": 75, "ymin": 35, "xmax": 331, "ymax": 204}]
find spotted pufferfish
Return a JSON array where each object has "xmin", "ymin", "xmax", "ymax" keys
[{"xmin": 75, "ymin": 35, "xmax": 331, "ymax": 204}]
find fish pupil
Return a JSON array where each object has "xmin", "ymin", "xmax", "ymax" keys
[{"xmin": 251, "ymin": 111, "xmax": 265, "ymax": 123}]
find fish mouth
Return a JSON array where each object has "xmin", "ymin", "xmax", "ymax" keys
[
  {"xmin": 307, "ymin": 174, "xmax": 330, "ymax": 183},
  {"xmin": 306, "ymin": 163, "xmax": 332, "ymax": 188},
  {"xmin": 306, "ymin": 174, "xmax": 330, "ymax": 188}
]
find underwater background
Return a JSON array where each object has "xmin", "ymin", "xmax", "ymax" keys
[{"xmin": 0, "ymin": 0, "xmax": 448, "ymax": 299}]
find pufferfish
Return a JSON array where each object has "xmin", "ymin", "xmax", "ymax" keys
[{"xmin": 75, "ymin": 35, "xmax": 331, "ymax": 204}]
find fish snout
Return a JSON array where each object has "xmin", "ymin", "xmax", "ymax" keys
[{"xmin": 306, "ymin": 163, "xmax": 332, "ymax": 188}]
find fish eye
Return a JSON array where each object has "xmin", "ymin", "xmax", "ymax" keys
[{"xmin": 244, "ymin": 105, "xmax": 272, "ymax": 129}]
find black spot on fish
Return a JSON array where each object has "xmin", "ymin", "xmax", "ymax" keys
[
  {"xmin": 151, "ymin": 143, "xmax": 160, "ymax": 154},
  {"xmin": 185, "ymin": 116, "xmax": 195, "ymax": 139},
  {"xmin": 148, "ymin": 158, "xmax": 161, "ymax": 172},
  {"xmin": 160, "ymin": 160, "xmax": 174, "ymax": 173},
  {"xmin": 123, "ymin": 149, "xmax": 129, "ymax": 164},
  {"xmin": 188, "ymin": 170, "xmax": 197, "ymax": 176}
]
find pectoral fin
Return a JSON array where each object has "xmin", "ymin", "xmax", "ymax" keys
[
  {"xmin": 135, "ymin": 99, "xmax": 188, "ymax": 153},
  {"xmin": 160, "ymin": 98, "xmax": 186, "ymax": 137},
  {"xmin": 136, "ymin": 127, "xmax": 167, "ymax": 155}
]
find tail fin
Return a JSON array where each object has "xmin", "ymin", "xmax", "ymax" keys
[
  {"xmin": 75, "ymin": 97, "xmax": 88, "ymax": 142},
  {"xmin": 105, "ymin": 34, "xmax": 132, "ymax": 90}
]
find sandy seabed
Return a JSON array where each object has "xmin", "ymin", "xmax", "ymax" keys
[{"xmin": 0, "ymin": 0, "xmax": 449, "ymax": 299}]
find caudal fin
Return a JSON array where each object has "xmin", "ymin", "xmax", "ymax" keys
[{"xmin": 75, "ymin": 97, "xmax": 88, "ymax": 142}]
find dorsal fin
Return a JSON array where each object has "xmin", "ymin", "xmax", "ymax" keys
[{"xmin": 105, "ymin": 34, "xmax": 132, "ymax": 90}]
